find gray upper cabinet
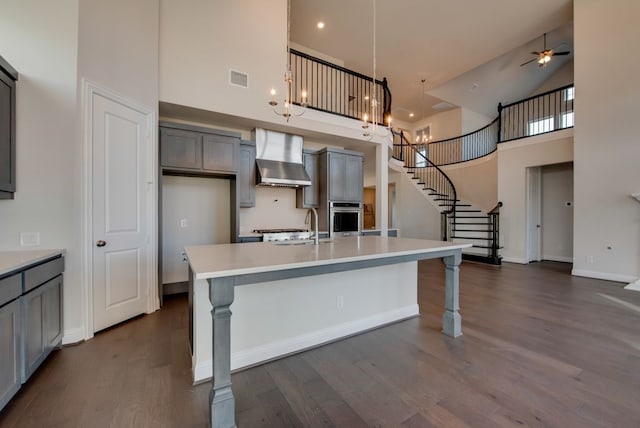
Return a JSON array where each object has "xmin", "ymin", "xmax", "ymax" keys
[
  {"xmin": 202, "ymin": 134, "xmax": 237, "ymax": 173},
  {"xmin": 324, "ymin": 150, "xmax": 363, "ymax": 203},
  {"xmin": 160, "ymin": 128, "xmax": 202, "ymax": 170},
  {"xmin": 0, "ymin": 55, "xmax": 17, "ymax": 200},
  {"xmin": 238, "ymin": 141, "xmax": 256, "ymax": 207},
  {"xmin": 296, "ymin": 150, "xmax": 319, "ymax": 208},
  {"xmin": 160, "ymin": 122, "xmax": 240, "ymax": 174}
]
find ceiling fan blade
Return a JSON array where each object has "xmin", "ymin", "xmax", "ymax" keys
[
  {"xmin": 553, "ymin": 51, "xmax": 571, "ymax": 56},
  {"xmin": 520, "ymin": 58, "xmax": 537, "ymax": 66}
]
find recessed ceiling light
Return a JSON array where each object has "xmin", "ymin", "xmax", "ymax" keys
[
  {"xmin": 409, "ymin": 113, "xmax": 415, "ymax": 118},
  {"xmin": 317, "ymin": 22, "xmax": 325, "ymax": 29},
  {"xmin": 364, "ymin": 95, "xmax": 369, "ymax": 100}
]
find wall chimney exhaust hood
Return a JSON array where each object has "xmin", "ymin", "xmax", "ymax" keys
[{"xmin": 252, "ymin": 128, "xmax": 311, "ymax": 187}]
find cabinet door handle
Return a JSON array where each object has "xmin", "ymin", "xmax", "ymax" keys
[{"xmin": 96, "ymin": 240, "xmax": 107, "ymax": 247}]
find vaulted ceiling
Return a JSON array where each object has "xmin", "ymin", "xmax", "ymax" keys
[{"xmin": 291, "ymin": 0, "xmax": 573, "ymax": 123}]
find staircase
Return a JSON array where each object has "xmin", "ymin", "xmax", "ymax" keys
[
  {"xmin": 392, "ymin": 130, "xmax": 502, "ymax": 265},
  {"xmin": 449, "ymin": 202, "xmax": 502, "ymax": 265}
]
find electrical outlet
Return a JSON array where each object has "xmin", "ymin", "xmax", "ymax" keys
[
  {"xmin": 20, "ymin": 232, "xmax": 40, "ymax": 247},
  {"xmin": 180, "ymin": 218, "xmax": 188, "ymax": 228},
  {"xmin": 181, "ymin": 251, "xmax": 188, "ymax": 263},
  {"xmin": 336, "ymin": 295, "xmax": 344, "ymax": 309}
]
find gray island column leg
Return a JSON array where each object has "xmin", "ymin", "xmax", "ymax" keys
[
  {"xmin": 442, "ymin": 251, "xmax": 463, "ymax": 337},
  {"xmin": 208, "ymin": 277, "xmax": 236, "ymax": 428}
]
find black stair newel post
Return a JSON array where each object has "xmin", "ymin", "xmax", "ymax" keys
[
  {"xmin": 441, "ymin": 212, "xmax": 448, "ymax": 241},
  {"xmin": 490, "ymin": 212, "xmax": 499, "ymax": 260},
  {"xmin": 382, "ymin": 77, "xmax": 391, "ymax": 126}
]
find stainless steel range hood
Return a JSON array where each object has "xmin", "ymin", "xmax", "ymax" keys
[{"xmin": 252, "ymin": 128, "xmax": 311, "ymax": 187}]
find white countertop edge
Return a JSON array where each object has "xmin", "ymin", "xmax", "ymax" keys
[
  {"xmin": 0, "ymin": 249, "xmax": 66, "ymax": 277},
  {"xmin": 192, "ymin": 242, "xmax": 471, "ymax": 280}
]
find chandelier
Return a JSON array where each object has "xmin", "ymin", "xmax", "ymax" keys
[
  {"xmin": 268, "ymin": 0, "xmax": 307, "ymax": 122},
  {"xmin": 362, "ymin": 0, "xmax": 391, "ymax": 139}
]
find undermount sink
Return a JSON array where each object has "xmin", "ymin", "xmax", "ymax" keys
[{"xmin": 273, "ymin": 239, "xmax": 333, "ymax": 246}]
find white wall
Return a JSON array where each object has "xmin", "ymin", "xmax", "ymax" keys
[
  {"xmin": 393, "ymin": 170, "xmax": 441, "ymax": 240},
  {"xmin": 159, "ymin": 0, "xmax": 381, "ymax": 145},
  {"xmin": 0, "ymin": 0, "xmax": 81, "ymax": 340},
  {"xmin": 541, "ymin": 162, "xmax": 573, "ymax": 262},
  {"xmin": 442, "ymin": 154, "xmax": 498, "ymax": 212},
  {"xmin": 573, "ymin": 1, "xmax": 640, "ymax": 282},
  {"xmin": 412, "ymin": 108, "xmax": 462, "ymax": 142},
  {"xmin": 531, "ymin": 60, "xmax": 574, "ymax": 96},
  {"xmin": 0, "ymin": 0, "xmax": 160, "ymax": 342},
  {"xmin": 162, "ymin": 176, "xmax": 231, "ymax": 284},
  {"xmin": 239, "ymin": 186, "xmax": 309, "ymax": 233},
  {"xmin": 461, "ymin": 108, "xmax": 493, "ymax": 134},
  {"xmin": 497, "ymin": 130, "xmax": 573, "ymax": 263}
]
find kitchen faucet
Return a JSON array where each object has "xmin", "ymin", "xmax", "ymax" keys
[{"xmin": 305, "ymin": 207, "xmax": 319, "ymax": 245}]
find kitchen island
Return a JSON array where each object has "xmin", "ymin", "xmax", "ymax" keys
[{"xmin": 185, "ymin": 236, "xmax": 470, "ymax": 428}]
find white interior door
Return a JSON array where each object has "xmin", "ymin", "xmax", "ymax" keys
[
  {"xmin": 91, "ymin": 91, "xmax": 152, "ymax": 332},
  {"xmin": 526, "ymin": 167, "xmax": 542, "ymax": 262}
]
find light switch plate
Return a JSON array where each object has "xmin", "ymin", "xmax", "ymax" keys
[{"xmin": 20, "ymin": 232, "xmax": 40, "ymax": 247}]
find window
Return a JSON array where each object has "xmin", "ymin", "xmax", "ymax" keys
[
  {"xmin": 416, "ymin": 147, "xmax": 427, "ymax": 167},
  {"xmin": 561, "ymin": 111, "xmax": 574, "ymax": 128},
  {"xmin": 528, "ymin": 117, "xmax": 554, "ymax": 136},
  {"xmin": 564, "ymin": 87, "xmax": 575, "ymax": 101}
]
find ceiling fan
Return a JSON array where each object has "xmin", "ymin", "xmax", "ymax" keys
[{"xmin": 520, "ymin": 33, "xmax": 570, "ymax": 67}]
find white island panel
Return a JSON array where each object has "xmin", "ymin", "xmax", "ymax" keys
[{"xmin": 193, "ymin": 261, "xmax": 417, "ymax": 380}]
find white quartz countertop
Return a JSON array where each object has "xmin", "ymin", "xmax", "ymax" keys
[
  {"xmin": 0, "ymin": 249, "xmax": 65, "ymax": 277},
  {"xmin": 185, "ymin": 236, "xmax": 470, "ymax": 280}
]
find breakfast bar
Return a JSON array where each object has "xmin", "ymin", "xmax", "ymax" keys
[{"xmin": 185, "ymin": 236, "xmax": 470, "ymax": 428}]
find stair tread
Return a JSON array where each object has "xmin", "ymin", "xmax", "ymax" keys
[
  {"xmin": 452, "ymin": 236, "xmax": 493, "ymax": 240},
  {"xmin": 450, "ymin": 216, "xmax": 490, "ymax": 219},
  {"xmin": 468, "ymin": 245, "xmax": 504, "ymax": 249},
  {"xmin": 452, "ymin": 229, "xmax": 495, "ymax": 232}
]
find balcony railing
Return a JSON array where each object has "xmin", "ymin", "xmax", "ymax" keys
[
  {"xmin": 410, "ymin": 84, "xmax": 574, "ymax": 166},
  {"xmin": 499, "ymin": 84, "xmax": 574, "ymax": 142},
  {"xmin": 288, "ymin": 49, "xmax": 391, "ymax": 125}
]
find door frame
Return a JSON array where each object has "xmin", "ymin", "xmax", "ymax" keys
[
  {"xmin": 526, "ymin": 166, "xmax": 542, "ymax": 262},
  {"xmin": 81, "ymin": 79, "xmax": 158, "ymax": 340}
]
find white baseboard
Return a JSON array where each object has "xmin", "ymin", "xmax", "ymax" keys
[
  {"xmin": 542, "ymin": 255, "xmax": 573, "ymax": 263},
  {"xmin": 625, "ymin": 280, "xmax": 640, "ymax": 292},
  {"xmin": 571, "ymin": 269, "xmax": 636, "ymax": 284},
  {"xmin": 62, "ymin": 327, "xmax": 86, "ymax": 345},
  {"xmin": 502, "ymin": 257, "xmax": 528, "ymax": 264},
  {"xmin": 192, "ymin": 304, "xmax": 419, "ymax": 382}
]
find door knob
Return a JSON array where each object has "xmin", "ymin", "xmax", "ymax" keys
[{"xmin": 96, "ymin": 240, "xmax": 107, "ymax": 247}]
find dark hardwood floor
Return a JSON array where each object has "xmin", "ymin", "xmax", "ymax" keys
[{"xmin": 2, "ymin": 260, "xmax": 640, "ymax": 427}]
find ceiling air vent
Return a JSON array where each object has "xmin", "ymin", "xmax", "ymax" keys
[{"xmin": 229, "ymin": 69, "xmax": 248, "ymax": 88}]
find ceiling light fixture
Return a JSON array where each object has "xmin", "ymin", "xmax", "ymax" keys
[
  {"xmin": 317, "ymin": 21, "xmax": 325, "ymax": 29},
  {"xmin": 268, "ymin": 0, "xmax": 307, "ymax": 122},
  {"xmin": 362, "ymin": 0, "xmax": 391, "ymax": 139}
]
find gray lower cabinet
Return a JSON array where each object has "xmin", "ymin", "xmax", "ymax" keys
[
  {"xmin": 238, "ymin": 236, "xmax": 261, "ymax": 243},
  {"xmin": 296, "ymin": 150, "xmax": 319, "ymax": 208},
  {"xmin": 22, "ymin": 274, "xmax": 62, "ymax": 382},
  {"xmin": 160, "ymin": 122, "xmax": 240, "ymax": 174},
  {"xmin": 238, "ymin": 141, "xmax": 256, "ymax": 207},
  {"xmin": 0, "ymin": 298, "xmax": 21, "ymax": 410},
  {"xmin": 0, "ymin": 254, "xmax": 64, "ymax": 411}
]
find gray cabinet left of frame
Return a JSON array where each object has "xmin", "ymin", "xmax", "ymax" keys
[{"xmin": 0, "ymin": 54, "xmax": 18, "ymax": 200}]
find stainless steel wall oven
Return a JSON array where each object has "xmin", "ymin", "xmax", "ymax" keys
[{"xmin": 329, "ymin": 202, "xmax": 362, "ymax": 237}]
